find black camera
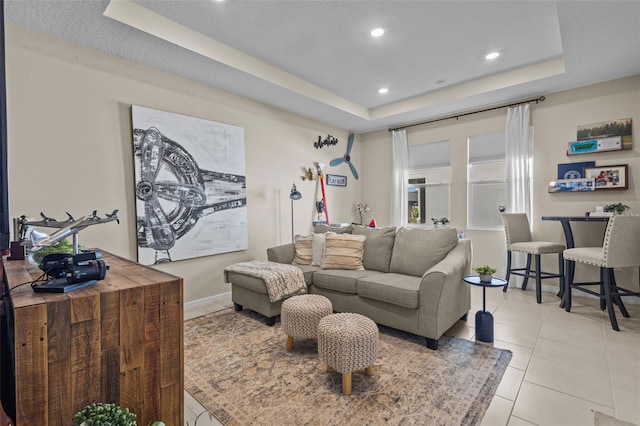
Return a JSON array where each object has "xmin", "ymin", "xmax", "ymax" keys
[{"xmin": 37, "ymin": 251, "xmax": 108, "ymax": 291}]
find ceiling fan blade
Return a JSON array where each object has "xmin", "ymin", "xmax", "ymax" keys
[
  {"xmin": 330, "ymin": 157, "xmax": 345, "ymax": 167},
  {"xmin": 144, "ymin": 196, "xmax": 175, "ymax": 251},
  {"xmin": 154, "ymin": 181, "xmax": 206, "ymax": 207},
  {"xmin": 348, "ymin": 161, "xmax": 359, "ymax": 180},
  {"xmin": 140, "ymin": 127, "xmax": 165, "ymax": 183},
  {"xmin": 346, "ymin": 132, "xmax": 354, "ymax": 155}
]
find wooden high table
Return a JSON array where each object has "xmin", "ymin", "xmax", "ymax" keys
[{"xmin": 0, "ymin": 251, "xmax": 184, "ymax": 425}]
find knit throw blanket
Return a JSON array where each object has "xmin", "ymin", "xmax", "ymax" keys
[{"xmin": 224, "ymin": 260, "xmax": 307, "ymax": 302}]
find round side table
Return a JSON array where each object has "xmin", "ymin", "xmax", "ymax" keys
[{"xmin": 463, "ymin": 275, "xmax": 508, "ymax": 343}]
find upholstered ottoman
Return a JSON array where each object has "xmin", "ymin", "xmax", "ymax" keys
[
  {"xmin": 281, "ymin": 294, "xmax": 333, "ymax": 350},
  {"xmin": 317, "ymin": 313, "xmax": 379, "ymax": 395}
]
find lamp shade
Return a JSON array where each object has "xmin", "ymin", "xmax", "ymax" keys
[{"xmin": 289, "ymin": 184, "xmax": 302, "ymax": 200}]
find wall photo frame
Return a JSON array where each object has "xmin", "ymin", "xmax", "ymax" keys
[
  {"xmin": 557, "ymin": 161, "xmax": 595, "ymax": 179},
  {"xmin": 326, "ymin": 174, "xmax": 347, "ymax": 187},
  {"xmin": 584, "ymin": 164, "xmax": 628, "ymax": 190}
]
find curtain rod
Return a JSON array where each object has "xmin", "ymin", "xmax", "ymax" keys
[{"xmin": 387, "ymin": 95, "xmax": 546, "ymax": 132}]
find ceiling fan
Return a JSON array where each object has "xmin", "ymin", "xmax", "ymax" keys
[{"xmin": 330, "ymin": 132, "xmax": 358, "ymax": 180}]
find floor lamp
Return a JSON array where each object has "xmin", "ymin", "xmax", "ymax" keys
[{"xmin": 289, "ymin": 183, "xmax": 302, "ymax": 242}]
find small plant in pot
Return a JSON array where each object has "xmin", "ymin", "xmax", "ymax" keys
[
  {"xmin": 473, "ymin": 265, "xmax": 497, "ymax": 283},
  {"xmin": 72, "ymin": 402, "xmax": 165, "ymax": 426},
  {"xmin": 72, "ymin": 403, "xmax": 136, "ymax": 426},
  {"xmin": 604, "ymin": 202, "xmax": 630, "ymax": 215}
]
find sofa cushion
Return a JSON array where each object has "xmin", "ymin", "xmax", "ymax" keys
[
  {"xmin": 296, "ymin": 264, "xmax": 321, "ymax": 285},
  {"xmin": 389, "ymin": 227, "xmax": 459, "ymax": 277},
  {"xmin": 313, "ymin": 269, "xmax": 383, "ymax": 294},
  {"xmin": 293, "ymin": 235, "xmax": 312, "ymax": 265},
  {"xmin": 357, "ymin": 273, "xmax": 422, "ymax": 309},
  {"xmin": 352, "ymin": 225, "xmax": 396, "ymax": 272},
  {"xmin": 313, "ymin": 224, "xmax": 353, "ymax": 234},
  {"xmin": 322, "ymin": 233, "xmax": 366, "ymax": 270},
  {"xmin": 311, "ymin": 232, "xmax": 327, "ymax": 266}
]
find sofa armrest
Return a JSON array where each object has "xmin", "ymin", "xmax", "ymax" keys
[
  {"xmin": 266, "ymin": 243, "xmax": 295, "ymax": 264},
  {"xmin": 417, "ymin": 239, "xmax": 472, "ymax": 339}
]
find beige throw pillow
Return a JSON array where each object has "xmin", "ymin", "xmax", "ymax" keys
[
  {"xmin": 293, "ymin": 235, "xmax": 312, "ymax": 265},
  {"xmin": 322, "ymin": 233, "xmax": 366, "ymax": 270}
]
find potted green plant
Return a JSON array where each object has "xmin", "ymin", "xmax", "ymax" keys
[
  {"xmin": 72, "ymin": 403, "xmax": 136, "ymax": 426},
  {"xmin": 604, "ymin": 202, "xmax": 630, "ymax": 215},
  {"xmin": 473, "ymin": 265, "xmax": 497, "ymax": 283}
]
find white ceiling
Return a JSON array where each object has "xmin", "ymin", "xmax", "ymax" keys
[{"xmin": 5, "ymin": 0, "xmax": 640, "ymax": 134}]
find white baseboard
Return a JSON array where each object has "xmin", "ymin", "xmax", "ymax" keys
[{"xmin": 184, "ymin": 291, "xmax": 233, "ymax": 312}]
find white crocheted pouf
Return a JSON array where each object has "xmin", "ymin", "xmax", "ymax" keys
[
  {"xmin": 317, "ymin": 312, "xmax": 379, "ymax": 395},
  {"xmin": 281, "ymin": 294, "xmax": 333, "ymax": 350}
]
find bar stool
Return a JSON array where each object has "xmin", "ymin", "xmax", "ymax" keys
[
  {"xmin": 502, "ymin": 213, "xmax": 565, "ymax": 303},
  {"xmin": 563, "ymin": 215, "xmax": 640, "ymax": 331}
]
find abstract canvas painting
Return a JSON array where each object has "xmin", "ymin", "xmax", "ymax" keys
[{"xmin": 131, "ymin": 105, "xmax": 246, "ymax": 265}]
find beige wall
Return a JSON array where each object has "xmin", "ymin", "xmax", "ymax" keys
[
  {"xmin": 362, "ymin": 75, "xmax": 640, "ymax": 287},
  {"xmin": 7, "ymin": 24, "xmax": 639, "ymax": 301},
  {"xmin": 5, "ymin": 25, "xmax": 363, "ymax": 302}
]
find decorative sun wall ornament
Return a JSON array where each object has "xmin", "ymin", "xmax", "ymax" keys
[
  {"xmin": 330, "ymin": 133, "xmax": 358, "ymax": 179},
  {"xmin": 314, "ymin": 134, "xmax": 339, "ymax": 149}
]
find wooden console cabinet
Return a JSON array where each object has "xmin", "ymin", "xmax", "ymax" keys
[{"xmin": 1, "ymin": 251, "xmax": 183, "ymax": 425}]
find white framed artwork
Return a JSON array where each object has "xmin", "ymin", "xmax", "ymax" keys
[{"xmin": 131, "ymin": 105, "xmax": 247, "ymax": 265}]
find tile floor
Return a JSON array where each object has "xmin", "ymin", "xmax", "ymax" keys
[{"xmin": 183, "ymin": 286, "xmax": 640, "ymax": 426}]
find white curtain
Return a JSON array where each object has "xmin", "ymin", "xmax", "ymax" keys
[
  {"xmin": 390, "ymin": 129, "xmax": 409, "ymax": 228},
  {"xmin": 505, "ymin": 104, "xmax": 532, "ymax": 215},
  {"xmin": 505, "ymin": 104, "xmax": 532, "ymax": 287}
]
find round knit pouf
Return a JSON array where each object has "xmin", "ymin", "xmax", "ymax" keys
[
  {"xmin": 281, "ymin": 294, "xmax": 333, "ymax": 350},
  {"xmin": 317, "ymin": 312, "xmax": 379, "ymax": 395}
]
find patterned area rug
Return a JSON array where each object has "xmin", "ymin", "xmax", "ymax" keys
[{"xmin": 184, "ymin": 309, "xmax": 512, "ymax": 426}]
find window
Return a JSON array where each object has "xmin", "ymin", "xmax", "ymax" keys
[
  {"xmin": 408, "ymin": 140, "xmax": 450, "ymax": 227},
  {"xmin": 467, "ymin": 132, "xmax": 506, "ymax": 230}
]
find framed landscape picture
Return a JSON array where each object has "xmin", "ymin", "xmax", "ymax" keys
[{"xmin": 584, "ymin": 164, "xmax": 628, "ymax": 190}]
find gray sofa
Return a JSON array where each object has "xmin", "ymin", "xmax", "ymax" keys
[{"xmin": 228, "ymin": 225, "xmax": 472, "ymax": 350}]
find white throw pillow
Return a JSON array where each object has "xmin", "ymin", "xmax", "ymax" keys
[{"xmin": 311, "ymin": 232, "xmax": 327, "ymax": 266}]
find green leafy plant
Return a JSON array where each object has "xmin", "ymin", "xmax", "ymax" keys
[
  {"xmin": 31, "ymin": 238, "xmax": 74, "ymax": 264},
  {"xmin": 473, "ymin": 265, "xmax": 497, "ymax": 275},
  {"xmin": 408, "ymin": 206, "xmax": 419, "ymax": 224},
  {"xmin": 604, "ymin": 202, "xmax": 629, "ymax": 215},
  {"xmin": 72, "ymin": 403, "xmax": 136, "ymax": 426}
]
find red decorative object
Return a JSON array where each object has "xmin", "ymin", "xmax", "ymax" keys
[
  {"xmin": 319, "ymin": 173, "xmax": 329, "ymax": 224},
  {"xmin": 369, "ymin": 219, "xmax": 376, "ymax": 228}
]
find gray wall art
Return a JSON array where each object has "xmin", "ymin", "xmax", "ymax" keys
[{"xmin": 131, "ymin": 105, "xmax": 247, "ymax": 265}]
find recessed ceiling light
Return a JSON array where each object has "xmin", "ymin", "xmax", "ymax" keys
[
  {"xmin": 378, "ymin": 87, "xmax": 389, "ymax": 94},
  {"xmin": 371, "ymin": 28, "xmax": 385, "ymax": 38},
  {"xmin": 485, "ymin": 51, "xmax": 500, "ymax": 60}
]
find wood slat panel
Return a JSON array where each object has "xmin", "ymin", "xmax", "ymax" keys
[
  {"xmin": 160, "ymin": 280, "xmax": 182, "ymax": 388},
  {"xmin": 143, "ymin": 297, "xmax": 161, "ymax": 424},
  {"xmin": 71, "ymin": 319, "xmax": 101, "ymax": 409},
  {"xmin": 47, "ymin": 298, "xmax": 71, "ymax": 363},
  {"xmin": 100, "ymin": 290, "xmax": 120, "ymax": 350},
  {"xmin": 161, "ymin": 382, "xmax": 182, "ymax": 426},
  {"xmin": 47, "ymin": 358, "xmax": 72, "ymax": 425},
  {"xmin": 120, "ymin": 286, "xmax": 145, "ymax": 370},
  {"xmin": 13, "ymin": 304, "xmax": 48, "ymax": 425},
  {"xmin": 101, "ymin": 346, "xmax": 120, "ymax": 404},
  {"xmin": 120, "ymin": 367, "xmax": 143, "ymax": 424}
]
